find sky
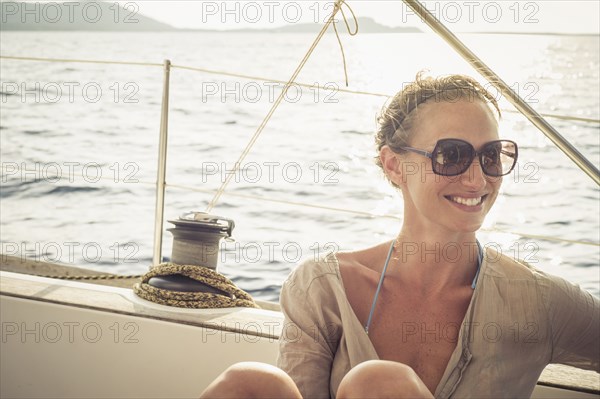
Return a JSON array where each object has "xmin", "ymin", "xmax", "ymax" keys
[{"xmin": 115, "ymin": 0, "xmax": 600, "ymax": 34}]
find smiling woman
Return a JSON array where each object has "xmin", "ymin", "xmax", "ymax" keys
[
  {"xmin": 200, "ymin": 73, "xmax": 599, "ymax": 399},
  {"xmin": 377, "ymin": 74, "xmax": 505, "ymax": 235}
]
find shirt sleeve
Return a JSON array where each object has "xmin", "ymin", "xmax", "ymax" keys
[
  {"xmin": 276, "ymin": 259, "xmax": 342, "ymax": 399},
  {"xmin": 542, "ymin": 272, "xmax": 600, "ymax": 371}
]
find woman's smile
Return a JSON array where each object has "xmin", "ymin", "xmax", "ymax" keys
[{"xmin": 445, "ymin": 194, "xmax": 489, "ymax": 212}]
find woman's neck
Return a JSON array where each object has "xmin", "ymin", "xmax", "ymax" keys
[{"xmin": 388, "ymin": 227, "xmax": 480, "ymax": 293}]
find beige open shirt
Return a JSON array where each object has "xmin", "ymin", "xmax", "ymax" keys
[{"xmin": 277, "ymin": 248, "xmax": 600, "ymax": 398}]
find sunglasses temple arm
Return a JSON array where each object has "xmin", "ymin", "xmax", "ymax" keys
[{"xmin": 401, "ymin": 147, "xmax": 433, "ymax": 159}]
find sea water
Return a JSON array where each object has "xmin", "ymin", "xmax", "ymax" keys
[{"xmin": 1, "ymin": 31, "xmax": 598, "ymax": 301}]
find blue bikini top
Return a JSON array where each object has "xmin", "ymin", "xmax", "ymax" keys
[{"xmin": 364, "ymin": 240, "xmax": 483, "ymax": 334}]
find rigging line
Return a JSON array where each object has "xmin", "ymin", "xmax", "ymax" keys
[
  {"xmin": 171, "ymin": 64, "xmax": 600, "ymax": 124},
  {"xmin": 2, "ymin": 55, "xmax": 598, "ymax": 124},
  {"xmin": 204, "ymin": 0, "xmax": 355, "ymax": 213},
  {"xmin": 477, "ymin": 230, "xmax": 600, "ymax": 247},
  {"xmin": 501, "ymin": 110, "xmax": 599, "ymax": 124},
  {"xmin": 332, "ymin": 0, "xmax": 359, "ymax": 86},
  {"xmin": 170, "ymin": 183, "xmax": 379, "ymax": 217},
  {"xmin": 402, "ymin": 0, "xmax": 600, "ymax": 186},
  {"xmin": 0, "ymin": 55, "xmax": 162, "ymax": 67},
  {"xmin": 167, "ymin": 183, "xmax": 600, "ymax": 247},
  {"xmin": 172, "ymin": 63, "xmax": 390, "ymax": 97}
]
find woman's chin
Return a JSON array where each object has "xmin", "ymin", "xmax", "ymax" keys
[{"xmin": 451, "ymin": 220, "xmax": 484, "ymax": 234}]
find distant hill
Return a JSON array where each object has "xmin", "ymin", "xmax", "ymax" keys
[
  {"xmin": 0, "ymin": 0, "xmax": 176, "ymax": 31},
  {"xmin": 1, "ymin": 2, "xmax": 420, "ymax": 34},
  {"xmin": 232, "ymin": 17, "xmax": 422, "ymax": 34}
]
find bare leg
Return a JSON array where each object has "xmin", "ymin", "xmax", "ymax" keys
[
  {"xmin": 337, "ymin": 360, "xmax": 434, "ymax": 399},
  {"xmin": 199, "ymin": 362, "xmax": 302, "ymax": 399}
]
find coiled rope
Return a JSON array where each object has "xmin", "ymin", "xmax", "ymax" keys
[
  {"xmin": 133, "ymin": 263, "xmax": 258, "ymax": 309},
  {"xmin": 11, "ymin": 263, "xmax": 259, "ymax": 309}
]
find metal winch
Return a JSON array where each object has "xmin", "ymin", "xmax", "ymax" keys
[
  {"xmin": 147, "ymin": 211, "xmax": 235, "ymax": 293},
  {"xmin": 167, "ymin": 211, "xmax": 234, "ymax": 269}
]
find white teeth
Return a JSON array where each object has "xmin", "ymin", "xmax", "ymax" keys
[{"xmin": 451, "ymin": 196, "xmax": 482, "ymax": 206}]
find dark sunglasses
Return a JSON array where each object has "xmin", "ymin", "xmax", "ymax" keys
[{"xmin": 400, "ymin": 138, "xmax": 518, "ymax": 177}]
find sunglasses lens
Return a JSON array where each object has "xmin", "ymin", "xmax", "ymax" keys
[
  {"xmin": 433, "ymin": 140, "xmax": 473, "ymax": 176},
  {"xmin": 481, "ymin": 141, "xmax": 518, "ymax": 176}
]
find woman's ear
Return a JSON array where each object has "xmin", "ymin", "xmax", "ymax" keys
[{"xmin": 380, "ymin": 146, "xmax": 405, "ymax": 187}]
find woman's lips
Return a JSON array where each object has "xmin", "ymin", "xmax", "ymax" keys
[{"xmin": 445, "ymin": 194, "xmax": 488, "ymax": 211}]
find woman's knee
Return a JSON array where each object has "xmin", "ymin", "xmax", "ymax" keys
[
  {"xmin": 200, "ymin": 362, "xmax": 301, "ymax": 399},
  {"xmin": 337, "ymin": 360, "xmax": 433, "ymax": 399}
]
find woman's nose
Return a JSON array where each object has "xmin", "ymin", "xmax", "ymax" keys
[{"xmin": 460, "ymin": 159, "xmax": 487, "ymax": 189}]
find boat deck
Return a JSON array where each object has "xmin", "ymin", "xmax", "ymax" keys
[{"xmin": 1, "ymin": 256, "xmax": 599, "ymax": 398}]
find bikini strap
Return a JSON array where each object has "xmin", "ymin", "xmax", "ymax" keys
[
  {"xmin": 365, "ymin": 242, "xmax": 395, "ymax": 335},
  {"xmin": 364, "ymin": 240, "xmax": 484, "ymax": 334}
]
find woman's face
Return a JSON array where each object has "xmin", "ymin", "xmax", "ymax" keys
[{"xmin": 397, "ymin": 99, "xmax": 502, "ymax": 234}]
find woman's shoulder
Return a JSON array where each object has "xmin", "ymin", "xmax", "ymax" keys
[
  {"xmin": 481, "ymin": 245, "xmax": 590, "ymax": 295},
  {"xmin": 282, "ymin": 242, "xmax": 388, "ymax": 298},
  {"xmin": 482, "ymin": 245, "xmax": 546, "ymax": 280},
  {"xmin": 282, "ymin": 251, "xmax": 341, "ymax": 293},
  {"xmin": 279, "ymin": 251, "xmax": 349, "ymax": 317}
]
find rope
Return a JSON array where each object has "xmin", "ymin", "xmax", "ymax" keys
[
  {"xmin": 502, "ymin": 109, "xmax": 599, "ymax": 124},
  {"xmin": 204, "ymin": 0, "xmax": 356, "ymax": 213},
  {"xmin": 174, "ymin": 184, "xmax": 600, "ymax": 247},
  {"xmin": 2, "ymin": 56, "xmax": 598, "ymax": 124},
  {"xmin": 17, "ymin": 272, "xmax": 143, "ymax": 280},
  {"xmin": 55, "ymin": 274, "xmax": 142, "ymax": 280},
  {"xmin": 15, "ymin": 263, "xmax": 258, "ymax": 309},
  {"xmin": 332, "ymin": 0, "xmax": 359, "ymax": 86},
  {"xmin": 0, "ymin": 55, "xmax": 162, "ymax": 67},
  {"xmin": 133, "ymin": 263, "xmax": 258, "ymax": 309}
]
